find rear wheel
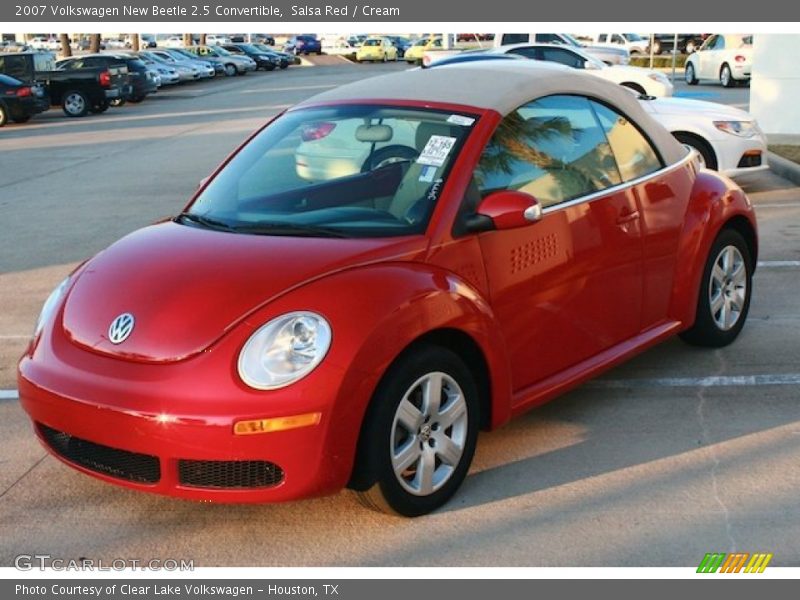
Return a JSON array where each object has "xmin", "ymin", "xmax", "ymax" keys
[
  {"xmin": 0, "ymin": 103, "xmax": 8, "ymax": 127},
  {"xmin": 128, "ymin": 95, "xmax": 146, "ymax": 103},
  {"xmin": 62, "ymin": 90, "xmax": 89, "ymax": 117},
  {"xmin": 224, "ymin": 63, "xmax": 236, "ymax": 76},
  {"xmin": 680, "ymin": 229, "xmax": 753, "ymax": 347},
  {"xmin": 352, "ymin": 346, "xmax": 480, "ymax": 516},
  {"xmin": 685, "ymin": 62, "xmax": 698, "ymax": 85},
  {"xmin": 720, "ymin": 63, "xmax": 734, "ymax": 88}
]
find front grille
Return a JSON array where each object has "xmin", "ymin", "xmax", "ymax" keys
[
  {"xmin": 178, "ymin": 459, "xmax": 284, "ymax": 489},
  {"xmin": 37, "ymin": 423, "xmax": 160, "ymax": 484},
  {"xmin": 738, "ymin": 153, "xmax": 762, "ymax": 168}
]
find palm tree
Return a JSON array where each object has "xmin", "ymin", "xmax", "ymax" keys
[
  {"xmin": 88, "ymin": 33, "xmax": 101, "ymax": 53},
  {"xmin": 130, "ymin": 34, "xmax": 140, "ymax": 52},
  {"xmin": 59, "ymin": 33, "xmax": 72, "ymax": 57},
  {"xmin": 183, "ymin": 33, "xmax": 193, "ymax": 47},
  {"xmin": 199, "ymin": 34, "xmax": 207, "ymax": 46}
]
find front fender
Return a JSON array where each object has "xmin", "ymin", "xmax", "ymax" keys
[
  {"xmin": 670, "ymin": 169, "xmax": 757, "ymax": 327},
  {"xmin": 258, "ymin": 262, "xmax": 513, "ymax": 491}
]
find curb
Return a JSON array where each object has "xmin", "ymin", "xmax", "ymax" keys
[{"xmin": 767, "ymin": 151, "xmax": 800, "ymax": 186}]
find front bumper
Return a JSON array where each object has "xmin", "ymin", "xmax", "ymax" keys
[{"xmin": 18, "ymin": 323, "xmax": 350, "ymax": 503}]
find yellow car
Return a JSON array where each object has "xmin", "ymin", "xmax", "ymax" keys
[
  {"xmin": 404, "ymin": 37, "xmax": 443, "ymax": 64},
  {"xmin": 355, "ymin": 37, "xmax": 398, "ymax": 62}
]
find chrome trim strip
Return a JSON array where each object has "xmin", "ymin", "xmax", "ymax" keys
[{"xmin": 541, "ymin": 151, "xmax": 695, "ymax": 215}]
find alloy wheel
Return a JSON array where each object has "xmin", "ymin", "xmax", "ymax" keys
[{"xmin": 709, "ymin": 245, "xmax": 747, "ymax": 331}]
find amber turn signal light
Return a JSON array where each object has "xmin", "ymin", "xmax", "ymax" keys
[{"xmin": 233, "ymin": 412, "xmax": 321, "ymax": 435}]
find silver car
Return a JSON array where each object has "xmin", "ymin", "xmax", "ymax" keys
[
  {"xmin": 187, "ymin": 45, "xmax": 257, "ymax": 76},
  {"xmin": 139, "ymin": 51, "xmax": 200, "ymax": 82},
  {"xmin": 157, "ymin": 48, "xmax": 216, "ymax": 78}
]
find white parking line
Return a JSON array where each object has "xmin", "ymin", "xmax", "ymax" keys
[
  {"xmin": 758, "ymin": 260, "xmax": 800, "ymax": 268},
  {"xmin": 754, "ymin": 202, "xmax": 800, "ymax": 209},
  {"xmin": 589, "ymin": 374, "xmax": 800, "ymax": 389},
  {"xmin": 0, "ymin": 335, "xmax": 30, "ymax": 340},
  {"xmin": 0, "ymin": 390, "xmax": 19, "ymax": 400}
]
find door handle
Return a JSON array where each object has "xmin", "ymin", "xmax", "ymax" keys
[{"xmin": 616, "ymin": 209, "xmax": 640, "ymax": 225}]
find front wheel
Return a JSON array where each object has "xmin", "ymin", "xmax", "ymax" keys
[
  {"xmin": 224, "ymin": 63, "xmax": 237, "ymax": 76},
  {"xmin": 680, "ymin": 229, "xmax": 753, "ymax": 347},
  {"xmin": 352, "ymin": 346, "xmax": 480, "ymax": 517},
  {"xmin": 0, "ymin": 103, "xmax": 8, "ymax": 127}
]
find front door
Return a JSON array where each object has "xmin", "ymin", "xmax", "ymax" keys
[{"xmin": 473, "ymin": 95, "xmax": 645, "ymax": 392}]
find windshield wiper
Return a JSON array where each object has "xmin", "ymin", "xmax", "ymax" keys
[
  {"xmin": 176, "ymin": 212, "xmax": 237, "ymax": 232},
  {"xmin": 231, "ymin": 222, "xmax": 352, "ymax": 238}
]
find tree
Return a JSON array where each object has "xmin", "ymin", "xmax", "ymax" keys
[
  {"xmin": 130, "ymin": 34, "xmax": 140, "ymax": 51},
  {"xmin": 199, "ymin": 34, "xmax": 207, "ymax": 46},
  {"xmin": 183, "ymin": 33, "xmax": 193, "ymax": 47},
  {"xmin": 59, "ymin": 33, "xmax": 72, "ymax": 57},
  {"xmin": 89, "ymin": 33, "xmax": 101, "ymax": 53}
]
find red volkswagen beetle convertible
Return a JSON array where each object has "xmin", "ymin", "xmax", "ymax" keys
[{"xmin": 19, "ymin": 62, "xmax": 757, "ymax": 516}]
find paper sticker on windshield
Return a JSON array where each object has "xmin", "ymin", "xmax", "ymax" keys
[
  {"xmin": 447, "ymin": 114, "xmax": 475, "ymax": 126},
  {"xmin": 418, "ymin": 165, "xmax": 437, "ymax": 183},
  {"xmin": 417, "ymin": 135, "xmax": 457, "ymax": 167}
]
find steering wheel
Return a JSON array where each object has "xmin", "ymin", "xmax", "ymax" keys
[{"xmin": 361, "ymin": 144, "xmax": 419, "ymax": 173}]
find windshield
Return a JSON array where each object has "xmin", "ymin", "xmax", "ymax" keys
[
  {"xmin": 186, "ymin": 105, "xmax": 476, "ymax": 238},
  {"xmin": 237, "ymin": 44, "xmax": 261, "ymax": 53},
  {"xmin": 212, "ymin": 46, "xmax": 231, "ymax": 56},
  {"xmin": 624, "ymin": 33, "xmax": 645, "ymax": 41},
  {"xmin": 413, "ymin": 38, "xmax": 430, "ymax": 47},
  {"xmin": 364, "ymin": 39, "xmax": 382, "ymax": 46}
]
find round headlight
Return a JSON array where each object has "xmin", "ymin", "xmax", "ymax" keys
[
  {"xmin": 34, "ymin": 277, "xmax": 70, "ymax": 338},
  {"xmin": 238, "ymin": 311, "xmax": 332, "ymax": 390}
]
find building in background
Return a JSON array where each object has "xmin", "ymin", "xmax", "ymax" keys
[{"xmin": 750, "ymin": 34, "xmax": 800, "ymax": 135}]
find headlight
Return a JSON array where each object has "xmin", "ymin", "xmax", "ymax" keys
[
  {"xmin": 34, "ymin": 277, "xmax": 70, "ymax": 338},
  {"xmin": 714, "ymin": 120, "xmax": 757, "ymax": 138},
  {"xmin": 238, "ymin": 311, "xmax": 332, "ymax": 390}
]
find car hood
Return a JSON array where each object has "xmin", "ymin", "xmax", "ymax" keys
[
  {"xmin": 62, "ymin": 221, "xmax": 426, "ymax": 364},
  {"xmin": 640, "ymin": 96, "xmax": 751, "ymax": 119},
  {"xmin": 606, "ymin": 65, "xmax": 663, "ymax": 78}
]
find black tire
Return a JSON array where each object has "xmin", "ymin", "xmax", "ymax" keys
[
  {"xmin": 720, "ymin": 63, "xmax": 735, "ymax": 88},
  {"xmin": 621, "ymin": 81, "xmax": 646, "ymax": 95},
  {"xmin": 685, "ymin": 62, "xmax": 698, "ymax": 85},
  {"xmin": 62, "ymin": 90, "xmax": 89, "ymax": 117},
  {"xmin": 674, "ymin": 132, "xmax": 717, "ymax": 170},
  {"xmin": 12, "ymin": 114, "xmax": 32, "ymax": 123},
  {"xmin": 680, "ymin": 229, "xmax": 753, "ymax": 347},
  {"xmin": 361, "ymin": 144, "xmax": 419, "ymax": 173},
  {"xmin": 224, "ymin": 63, "xmax": 236, "ymax": 77},
  {"xmin": 351, "ymin": 345, "xmax": 480, "ymax": 516},
  {"xmin": 128, "ymin": 95, "xmax": 146, "ymax": 103},
  {"xmin": 0, "ymin": 103, "xmax": 8, "ymax": 127}
]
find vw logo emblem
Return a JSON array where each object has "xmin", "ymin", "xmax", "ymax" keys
[{"xmin": 108, "ymin": 313, "xmax": 135, "ymax": 345}]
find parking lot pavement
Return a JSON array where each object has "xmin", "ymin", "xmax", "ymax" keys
[{"xmin": 1, "ymin": 65, "xmax": 799, "ymax": 567}]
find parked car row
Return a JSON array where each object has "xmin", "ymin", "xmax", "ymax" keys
[{"xmin": 0, "ymin": 44, "xmax": 299, "ymax": 126}]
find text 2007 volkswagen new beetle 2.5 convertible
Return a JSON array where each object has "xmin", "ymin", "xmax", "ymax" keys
[{"xmin": 19, "ymin": 61, "xmax": 757, "ymax": 516}]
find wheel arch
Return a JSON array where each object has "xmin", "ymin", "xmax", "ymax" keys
[
  {"xmin": 672, "ymin": 130, "xmax": 718, "ymax": 170},
  {"xmin": 669, "ymin": 169, "xmax": 758, "ymax": 327}
]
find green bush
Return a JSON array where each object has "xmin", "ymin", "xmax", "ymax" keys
[{"xmin": 629, "ymin": 55, "xmax": 688, "ymax": 69}]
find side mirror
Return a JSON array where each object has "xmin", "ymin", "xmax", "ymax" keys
[
  {"xmin": 466, "ymin": 190, "xmax": 542, "ymax": 233},
  {"xmin": 198, "ymin": 176, "xmax": 209, "ymax": 189}
]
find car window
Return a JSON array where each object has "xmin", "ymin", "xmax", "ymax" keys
[
  {"xmin": 701, "ymin": 35, "xmax": 716, "ymax": 51},
  {"xmin": 535, "ymin": 34, "xmax": 563, "ymax": 44},
  {"xmin": 0, "ymin": 73, "xmax": 22, "ymax": 86},
  {"xmin": 502, "ymin": 34, "xmax": 529, "ymax": 45},
  {"xmin": 591, "ymin": 101, "xmax": 663, "ymax": 181},
  {"xmin": 0, "ymin": 55, "xmax": 29, "ymax": 80},
  {"xmin": 539, "ymin": 47, "xmax": 584, "ymax": 69},
  {"xmin": 714, "ymin": 36, "xmax": 726, "ymax": 50},
  {"xmin": 611, "ymin": 34, "xmax": 625, "ymax": 44},
  {"xmin": 598, "ymin": 34, "xmax": 608, "ymax": 42},
  {"xmin": 507, "ymin": 47, "xmax": 539, "ymax": 60},
  {"xmin": 474, "ymin": 95, "xmax": 622, "ymax": 208}
]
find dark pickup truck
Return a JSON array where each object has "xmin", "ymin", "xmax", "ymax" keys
[{"xmin": 0, "ymin": 51, "xmax": 130, "ymax": 117}]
